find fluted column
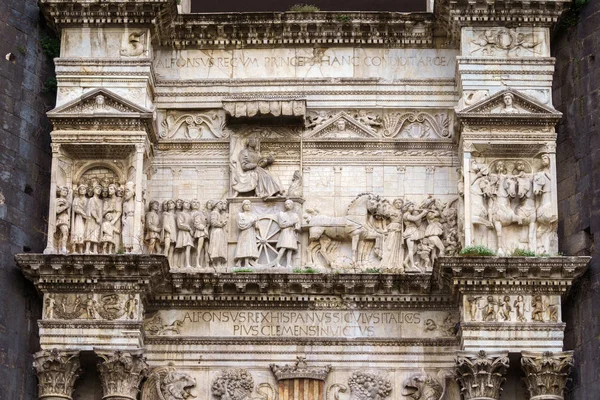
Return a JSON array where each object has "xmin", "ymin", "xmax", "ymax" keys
[
  {"xmin": 97, "ymin": 351, "xmax": 148, "ymax": 400},
  {"xmin": 455, "ymin": 350, "xmax": 510, "ymax": 400},
  {"xmin": 33, "ymin": 349, "xmax": 81, "ymax": 400},
  {"xmin": 521, "ymin": 351, "xmax": 574, "ymax": 400}
]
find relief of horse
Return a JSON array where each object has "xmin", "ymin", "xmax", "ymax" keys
[
  {"xmin": 516, "ymin": 174, "xmax": 537, "ymax": 251},
  {"xmin": 304, "ymin": 193, "xmax": 389, "ymax": 268},
  {"xmin": 491, "ymin": 175, "xmax": 519, "ymax": 254}
]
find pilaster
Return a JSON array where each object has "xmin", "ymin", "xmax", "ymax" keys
[{"xmin": 33, "ymin": 349, "xmax": 81, "ymax": 400}]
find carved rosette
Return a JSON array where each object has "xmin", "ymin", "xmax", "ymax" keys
[
  {"xmin": 455, "ymin": 350, "xmax": 509, "ymax": 400},
  {"xmin": 33, "ymin": 349, "xmax": 81, "ymax": 400},
  {"xmin": 97, "ymin": 351, "xmax": 149, "ymax": 400},
  {"xmin": 521, "ymin": 351, "xmax": 574, "ymax": 400}
]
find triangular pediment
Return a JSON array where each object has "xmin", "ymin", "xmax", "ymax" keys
[
  {"xmin": 48, "ymin": 88, "xmax": 152, "ymax": 117},
  {"xmin": 459, "ymin": 89, "xmax": 560, "ymax": 116},
  {"xmin": 304, "ymin": 112, "xmax": 379, "ymax": 140}
]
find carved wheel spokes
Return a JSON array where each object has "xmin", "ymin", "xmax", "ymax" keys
[{"xmin": 253, "ymin": 216, "xmax": 282, "ymax": 268}]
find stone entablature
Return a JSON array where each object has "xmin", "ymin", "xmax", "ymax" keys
[{"xmin": 20, "ymin": 1, "xmax": 591, "ymax": 399}]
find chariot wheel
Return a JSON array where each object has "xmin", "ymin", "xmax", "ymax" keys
[{"xmin": 252, "ymin": 215, "xmax": 282, "ymax": 268}]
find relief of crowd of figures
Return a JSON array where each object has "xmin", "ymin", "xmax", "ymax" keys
[
  {"xmin": 467, "ymin": 153, "xmax": 557, "ymax": 255},
  {"xmin": 465, "ymin": 294, "xmax": 559, "ymax": 323},
  {"xmin": 44, "ymin": 293, "xmax": 139, "ymax": 321}
]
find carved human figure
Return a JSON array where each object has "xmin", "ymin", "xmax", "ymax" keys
[
  {"xmin": 84, "ymin": 184, "xmax": 103, "ymax": 254},
  {"xmin": 95, "ymin": 94, "xmax": 106, "ymax": 112},
  {"xmin": 204, "ymin": 200, "xmax": 215, "ymax": 264},
  {"xmin": 467, "ymin": 296, "xmax": 481, "ymax": 321},
  {"xmin": 417, "ymin": 238, "xmax": 435, "ymax": 271},
  {"xmin": 532, "ymin": 295, "xmax": 545, "ymax": 322},
  {"xmin": 101, "ymin": 211, "xmax": 118, "ymax": 254},
  {"xmin": 514, "ymin": 295, "xmax": 526, "ymax": 322},
  {"xmin": 121, "ymin": 182, "xmax": 136, "ymax": 253},
  {"xmin": 483, "ymin": 296, "xmax": 497, "ymax": 322},
  {"xmin": 232, "ymin": 138, "xmax": 282, "ymax": 199},
  {"xmin": 162, "ymin": 200, "xmax": 177, "ymax": 265},
  {"xmin": 235, "ymin": 200, "xmax": 259, "ymax": 268},
  {"xmin": 379, "ymin": 198, "xmax": 405, "ymax": 272},
  {"xmin": 335, "ymin": 119, "xmax": 346, "ymax": 131},
  {"xmin": 208, "ymin": 200, "xmax": 228, "ymax": 269},
  {"xmin": 514, "ymin": 160, "xmax": 537, "ymax": 250},
  {"xmin": 534, "ymin": 154, "xmax": 557, "ymax": 253},
  {"xmin": 489, "ymin": 161, "xmax": 519, "ymax": 254},
  {"xmin": 498, "ymin": 296, "xmax": 512, "ymax": 321},
  {"xmin": 306, "ymin": 110, "xmax": 330, "ymax": 128},
  {"xmin": 176, "ymin": 201, "xmax": 194, "ymax": 268},
  {"xmin": 145, "ymin": 200, "xmax": 162, "ymax": 254},
  {"xmin": 71, "ymin": 184, "xmax": 88, "ymax": 254},
  {"xmin": 287, "ymin": 170, "xmax": 303, "ymax": 197},
  {"xmin": 402, "ymin": 202, "xmax": 428, "ymax": 271},
  {"xmin": 276, "ymin": 199, "xmax": 300, "ymax": 268},
  {"xmin": 191, "ymin": 200, "xmax": 209, "ymax": 268},
  {"xmin": 84, "ymin": 294, "xmax": 97, "ymax": 319},
  {"xmin": 500, "ymin": 92, "xmax": 519, "ymax": 113},
  {"xmin": 45, "ymin": 294, "xmax": 56, "ymax": 319},
  {"xmin": 124, "ymin": 294, "xmax": 138, "ymax": 320},
  {"xmin": 356, "ymin": 110, "xmax": 382, "ymax": 127},
  {"xmin": 423, "ymin": 200, "xmax": 446, "ymax": 263},
  {"xmin": 55, "ymin": 186, "xmax": 71, "ymax": 253}
]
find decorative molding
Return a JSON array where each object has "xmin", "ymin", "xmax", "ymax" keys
[
  {"xmin": 270, "ymin": 357, "xmax": 331, "ymax": 381},
  {"xmin": 160, "ymin": 110, "xmax": 227, "ymax": 139},
  {"xmin": 521, "ymin": 351, "xmax": 574, "ymax": 400},
  {"xmin": 33, "ymin": 349, "xmax": 81, "ymax": 400},
  {"xmin": 455, "ymin": 350, "xmax": 509, "ymax": 400}
]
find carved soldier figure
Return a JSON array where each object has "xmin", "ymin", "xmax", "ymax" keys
[
  {"xmin": 416, "ymin": 238, "xmax": 435, "ymax": 271},
  {"xmin": 235, "ymin": 200, "xmax": 259, "ymax": 268},
  {"xmin": 176, "ymin": 201, "xmax": 194, "ymax": 268},
  {"xmin": 379, "ymin": 198, "xmax": 405, "ymax": 272},
  {"xmin": 402, "ymin": 202, "xmax": 428, "ymax": 271},
  {"xmin": 232, "ymin": 138, "xmax": 282, "ymax": 199},
  {"xmin": 55, "ymin": 186, "xmax": 71, "ymax": 254},
  {"xmin": 84, "ymin": 184, "xmax": 103, "ymax": 254},
  {"xmin": 208, "ymin": 200, "xmax": 228, "ymax": 269},
  {"xmin": 276, "ymin": 199, "xmax": 300, "ymax": 268},
  {"xmin": 121, "ymin": 182, "xmax": 136, "ymax": 253},
  {"xmin": 84, "ymin": 294, "xmax": 97, "ymax": 319},
  {"xmin": 71, "ymin": 184, "xmax": 88, "ymax": 254},
  {"xmin": 191, "ymin": 200, "xmax": 208, "ymax": 268},
  {"xmin": 145, "ymin": 200, "xmax": 162, "ymax": 254},
  {"xmin": 162, "ymin": 199, "xmax": 177, "ymax": 265}
]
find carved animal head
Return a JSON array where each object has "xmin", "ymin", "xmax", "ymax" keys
[
  {"xmin": 503, "ymin": 176, "xmax": 517, "ymax": 198},
  {"xmin": 402, "ymin": 373, "xmax": 443, "ymax": 400},
  {"xmin": 533, "ymin": 173, "xmax": 548, "ymax": 196},
  {"xmin": 516, "ymin": 176, "xmax": 532, "ymax": 199},
  {"xmin": 162, "ymin": 370, "xmax": 197, "ymax": 400}
]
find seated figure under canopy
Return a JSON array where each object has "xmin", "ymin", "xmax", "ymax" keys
[{"xmin": 232, "ymin": 138, "xmax": 282, "ymax": 199}]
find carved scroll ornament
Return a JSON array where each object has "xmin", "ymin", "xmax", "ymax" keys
[{"xmin": 160, "ymin": 111, "xmax": 227, "ymax": 139}]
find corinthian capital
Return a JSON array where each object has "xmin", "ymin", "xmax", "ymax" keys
[
  {"xmin": 521, "ymin": 351, "xmax": 574, "ymax": 400},
  {"xmin": 33, "ymin": 349, "xmax": 81, "ymax": 400},
  {"xmin": 455, "ymin": 350, "xmax": 509, "ymax": 400},
  {"xmin": 97, "ymin": 350, "xmax": 148, "ymax": 400}
]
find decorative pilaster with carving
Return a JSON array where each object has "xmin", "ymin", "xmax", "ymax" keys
[
  {"xmin": 455, "ymin": 350, "xmax": 509, "ymax": 400},
  {"xmin": 97, "ymin": 351, "xmax": 148, "ymax": 400},
  {"xmin": 521, "ymin": 351, "xmax": 574, "ymax": 400},
  {"xmin": 33, "ymin": 349, "xmax": 81, "ymax": 400}
]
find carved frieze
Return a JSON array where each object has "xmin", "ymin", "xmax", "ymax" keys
[
  {"xmin": 465, "ymin": 294, "xmax": 559, "ymax": 323},
  {"xmin": 521, "ymin": 351, "xmax": 574, "ymax": 400},
  {"xmin": 271, "ymin": 357, "xmax": 331, "ymax": 381},
  {"xmin": 33, "ymin": 349, "xmax": 82, "ymax": 400},
  {"xmin": 160, "ymin": 110, "xmax": 228, "ymax": 140},
  {"xmin": 224, "ymin": 99, "xmax": 305, "ymax": 118},
  {"xmin": 467, "ymin": 28, "xmax": 546, "ymax": 57},
  {"xmin": 455, "ymin": 351, "xmax": 509, "ymax": 400}
]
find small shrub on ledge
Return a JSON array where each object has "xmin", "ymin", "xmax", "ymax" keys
[
  {"xmin": 293, "ymin": 267, "xmax": 318, "ymax": 274},
  {"xmin": 288, "ymin": 4, "xmax": 321, "ymax": 12},
  {"xmin": 365, "ymin": 268, "xmax": 381, "ymax": 274},
  {"xmin": 233, "ymin": 268, "xmax": 254, "ymax": 273},
  {"xmin": 511, "ymin": 248, "xmax": 537, "ymax": 257},
  {"xmin": 459, "ymin": 245, "xmax": 496, "ymax": 257}
]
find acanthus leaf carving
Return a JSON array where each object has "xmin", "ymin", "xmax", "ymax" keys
[
  {"xmin": 455, "ymin": 350, "xmax": 509, "ymax": 400},
  {"xmin": 382, "ymin": 112, "xmax": 451, "ymax": 139},
  {"xmin": 33, "ymin": 349, "xmax": 82, "ymax": 400},
  {"xmin": 97, "ymin": 351, "xmax": 149, "ymax": 400},
  {"xmin": 521, "ymin": 351, "xmax": 574, "ymax": 400},
  {"xmin": 160, "ymin": 110, "xmax": 228, "ymax": 139}
]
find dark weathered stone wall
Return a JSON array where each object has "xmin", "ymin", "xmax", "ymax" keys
[
  {"xmin": 553, "ymin": 1, "xmax": 600, "ymax": 398},
  {"xmin": 0, "ymin": 0, "xmax": 53, "ymax": 398}
]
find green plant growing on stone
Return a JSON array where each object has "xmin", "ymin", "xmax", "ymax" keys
[
  {"xmin": 512, "ymin": 248, "xmax": 537, "ymax": 257},
  {"xmin": 293, "ymin": 267, "xmax": 317, "ymax": 273},
  {"xmin": 288, "ymin": 4, "xmax": 320, "ymax": 12},
  {"xmin": 16, "ymin": 45, "xmax": 26, "ymax": 55},
  {"xmin": 336, "ymin": 14, "xmax": 351, "ymax": 23},
  {"xmin": 233, "ymin": 268, "xmax": 254, "ymax": 273},
  {"xmin": 365, "ymin": 268, "xmax": 381, "ymax": 274},
  {"xmin": 43, "ymin": 78, "xmax": 57, "ymax": 93},
  {"xmin": 459, "ymin": 245, "xmax": 496, "ymax": 257},
  {"xmin": 40, "ymin": 35, "xmax": 61, "ymax": 58}
]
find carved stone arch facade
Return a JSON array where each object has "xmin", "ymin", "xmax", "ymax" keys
[{"xmin": 19, "ymin": 1, "xmax": 589, "ymax": 400}]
